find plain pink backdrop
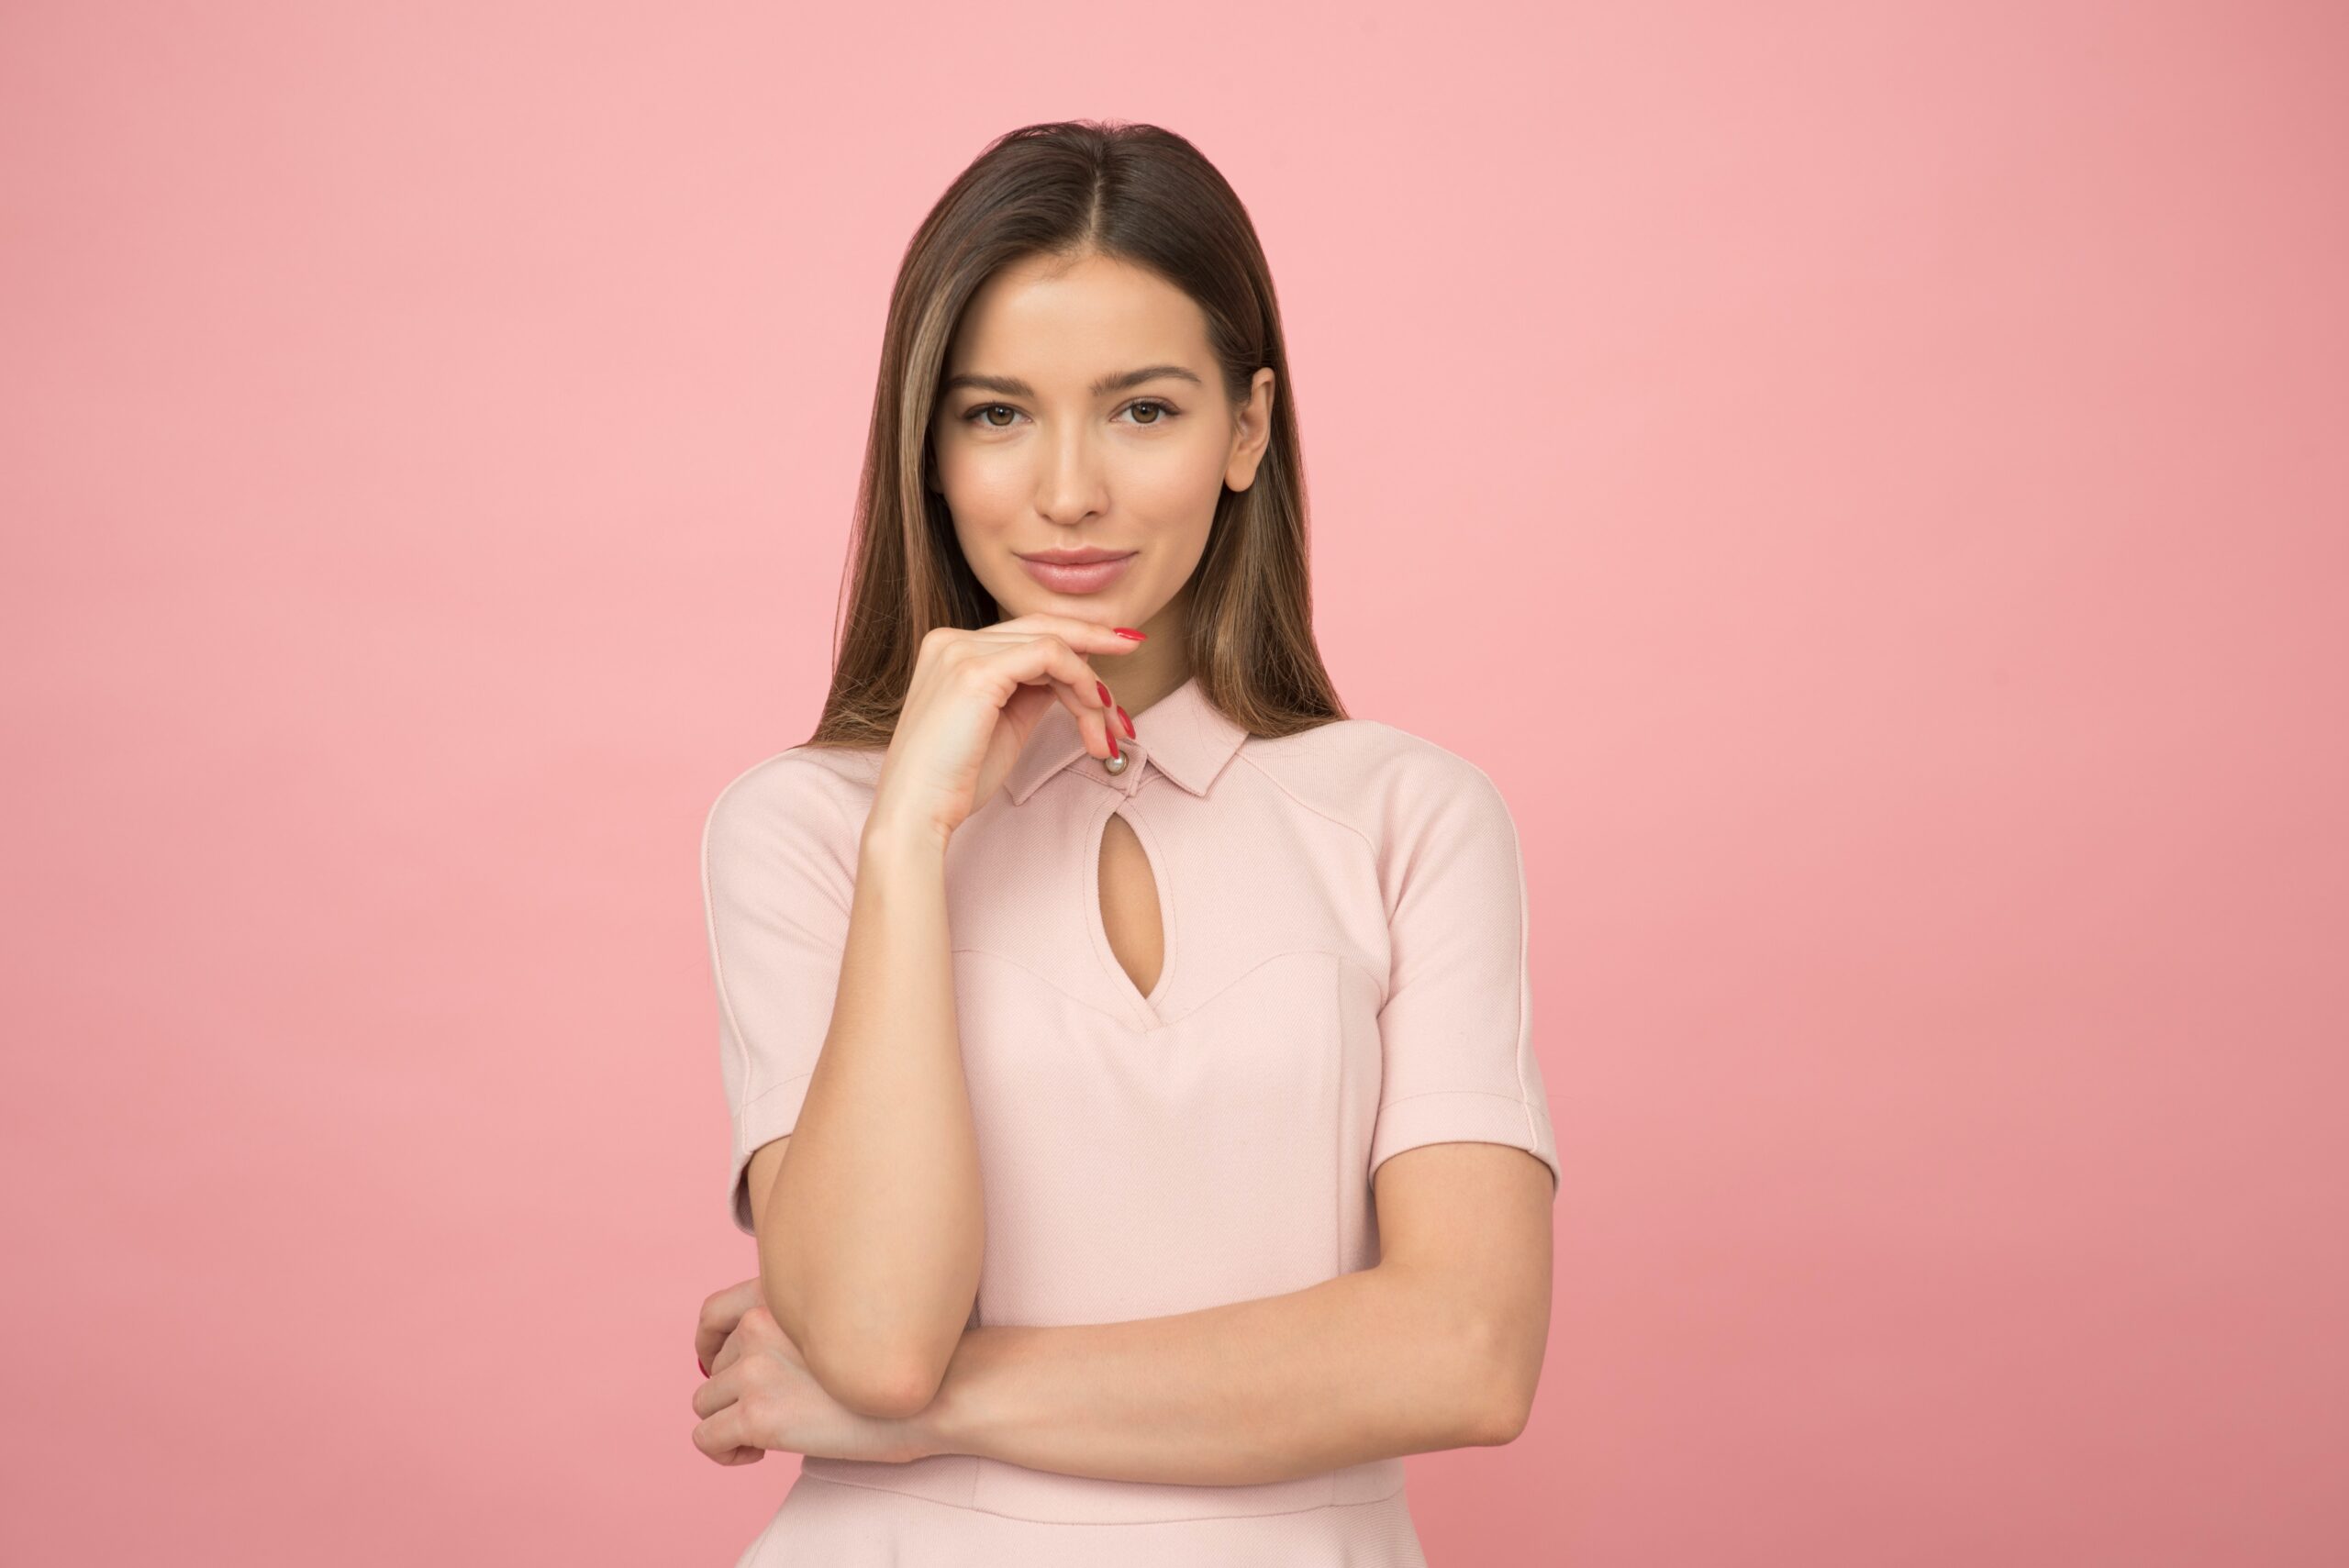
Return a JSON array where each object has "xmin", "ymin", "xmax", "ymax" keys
[{"xmin": 4, "ymin": 2, "xmax": 2343, "ymax": 1563}]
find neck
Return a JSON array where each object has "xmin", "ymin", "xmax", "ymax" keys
[{"xmin": 1108, "ymin": 592, "xmax": 1194, "ymax": 717}]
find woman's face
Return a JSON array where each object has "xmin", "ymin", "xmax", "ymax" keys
[{"xmin": 929, "ymin": 250, "xmax": 1275, "ymax": 639}]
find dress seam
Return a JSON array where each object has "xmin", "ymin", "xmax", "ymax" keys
[{"xmin": 790, "ymin": 1468, "xmax": 1408, "ymax": 1526}]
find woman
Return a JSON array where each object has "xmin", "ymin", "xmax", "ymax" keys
[{"xmin": 688, "ymin": 119, "xmax": 1560, "ymax": 1566}]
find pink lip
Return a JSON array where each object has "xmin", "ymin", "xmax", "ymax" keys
[{"xmin": 1016, "ymin": 550, "xmax": 1137, "ymax": 595}]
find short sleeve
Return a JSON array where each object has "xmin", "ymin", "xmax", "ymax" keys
[
  {"xmin": 1366, "ymin": 755, "xmax": 1561, "ymax": 1197},
  {"xmin": 701, "ymin": 753, "xmax": 859, "ymax": 1235}
]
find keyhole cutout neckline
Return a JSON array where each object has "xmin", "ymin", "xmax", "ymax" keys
[{"xmin": 1088, "ymin": 797, "xmax": 1172, "ymax": 1024}]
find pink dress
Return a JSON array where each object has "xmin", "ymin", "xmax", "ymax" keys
[{"xmin": 702, "ymin": 673, "xmax": 1562, "ymax": 1565}]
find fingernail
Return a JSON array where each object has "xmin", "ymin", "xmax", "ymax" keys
[
  {"xmin": 1096, "ymin": 680, "xmax": 1111, "ymax": 707},
  {"xmin": 697, "ymin": 1357, "xmax": 708, "ymax": 1376},
  {"xmin": 1112, "ymin": 628, "xmax": 1146, "ymax": 639},
  {"xmin": 1107, "ymin": 732, "xmax": 1121, "ymax": 762},
  {"xmin": 1116, "ymin": 705, "xmax": 1134, "ymax": 738}
]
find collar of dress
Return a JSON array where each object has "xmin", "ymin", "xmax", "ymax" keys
[{"xmin": 1004, "ymin": 672, "xmax": 1250, "ymax": 804}]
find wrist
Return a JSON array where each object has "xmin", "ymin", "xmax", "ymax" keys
[
  {"xmin": 860, "ymin": 811, "xmax": 951, "ymax": 867},
  {"xmin": 904, "ymin": 1327, "xmax": 996, "ymax": 1461}
]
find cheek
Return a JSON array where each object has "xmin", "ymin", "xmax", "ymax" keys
[
  {"xmin": 935, "ymin": 438, "xmax": 1024, "ymax": 525},
  {"xmin": 1119, "ymin": 427, "xmax": 1230, "ymax": 510}
]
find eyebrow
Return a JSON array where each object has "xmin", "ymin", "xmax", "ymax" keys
[{"xmin": 940, "ymin": 364, "xmax": 1207, "ymax": 400}]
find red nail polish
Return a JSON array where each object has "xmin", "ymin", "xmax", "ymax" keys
[
  {"xmin": 697, "ymin": 1357, "xmax": 708, "ymax": 1377},
  {"xmin": 1107, "ymin": 732, "xmax": 1120, "ymax": 762},
  {"xmin": 1117, "ymin": 705, "xmax": 1134, "ymax": 738},
  {"xmin": 1096, "ymin": 680, "xmax": 1111, "ymax": 706},
  {"xmin": 1112, "ymin": 628, "xmax": 1145, "ymax": 639}
]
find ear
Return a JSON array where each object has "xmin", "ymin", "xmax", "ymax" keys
[{"xmin": 1222, "ymin": 367, "xmax": 1277, "ymax": 493}]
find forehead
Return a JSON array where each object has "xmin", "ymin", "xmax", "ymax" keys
[{"xmin": 947, "ymin": 251, "xmax": 1210, "ymax": 373}]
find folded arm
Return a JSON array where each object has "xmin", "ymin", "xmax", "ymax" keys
[
  {"xmin": 905, "ymin": 1141, "xmax": 1555, "ymax": 1487},
  {"xmin": 762, "ymin": 827, "xmax": 984, "ymax": 1417}
]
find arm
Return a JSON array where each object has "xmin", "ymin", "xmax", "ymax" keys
[
  {"xmin": 904, "ymin": 1142, "xmax": 1554, "ymax": 1486},
  {"xmin": 708, "ymin": 627, "xmax": 1137, "ymax": 1424},
  {"xmin": 757, "ymin": 817, "xmax": 983, "ymax": 1420}
]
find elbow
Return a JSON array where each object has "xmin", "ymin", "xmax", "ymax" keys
[
  {"xmin": 830, "ymin": 1362, "xmax": 943, "ymax": 1422},
  {"xmin": 1461, "ymin": 1318, "xmax": 1542, "ymax": 1448},
  {"xmin": 806, "ymin": 1336, "xmax": 948, "ymax": 1421},
  {"xmin": 1472, "ymin": 1381, "xmax": 1534, "ymax": 1447},
  {"xmin": 765, "ymin": 1274, "xmax": 952, "ymax": 1420}
]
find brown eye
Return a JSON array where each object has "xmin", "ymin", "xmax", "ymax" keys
[
  {"xmin": 1124, "ymin": 399, "xmax": 1176, "ymax": 426},
  {"xmin": 968, "ymin": 404, "xmax": 1018, "ymax": 428}
]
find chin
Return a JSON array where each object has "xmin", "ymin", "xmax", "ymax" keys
[{"xmin": 996, "ymin": 578, "xmax": 1141, "ymax": 620}]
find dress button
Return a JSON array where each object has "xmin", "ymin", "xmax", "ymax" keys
[{"xmin": 1103, "ymin": 749, "xmax": 1130, "ymax": 775}]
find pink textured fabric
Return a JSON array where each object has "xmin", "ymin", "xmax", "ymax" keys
[{"xmin": 701, "ymin": 673, "xmax": 1561, "ymax": 1563}]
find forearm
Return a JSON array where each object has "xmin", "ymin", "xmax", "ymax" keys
[
  {"xmin": 765, "ymin": 819, "xmax": 983, "ymax": 1415},
  {"xmin": 908, "ymin": 1262, "xmax": 1510, "ymax": 1486}
]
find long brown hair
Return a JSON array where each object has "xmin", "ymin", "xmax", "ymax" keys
[{"xmin": 803, "ymin": 118, "xmax": 1343, "ymax": 750}]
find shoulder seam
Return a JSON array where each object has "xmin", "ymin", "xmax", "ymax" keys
[{"xmin": 1232, "ymin": 747, "xmax": 1382, "ymax": 887}]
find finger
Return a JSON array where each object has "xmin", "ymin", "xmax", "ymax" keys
[
  {"xmin": 974, "ymin": 635, "xmax": 1115, "ymax": 761},
  {"xmin": 941, "ymin": 631, "xmax": 1108, "ymax": 757},
  {"xmin": 692, "ymin": 1400, "xmax": 768, "ymax": 1465},
  {"xmin": 710, "ymin": 1308, "xmax": 769, "ymax": 1378},
  {"xmin": 983, "ymin": 612, "xmax": 1149, "ymax": 658},
  {"xmin": 918, "ymin": 617, "xmax": 1141, "ymax": 682},
  {"xmin": 984, "ymin": 617, "xmax": 1143, "ymax": 742},
  {"xmin": 952, "ymin": 624, "xmax": 1142, "ymax": 707},
  {"xmin": 930, "ymin": 618, "xmax": 1141, "ymax": 733},
  {"xmin": 695, "ymin": 1283, "xmax": 757, "ymax": 1373},
  {"xmin": 695, "ymin": 1277, "xmax": 761, "ymax": 1373},
  {"xmin": 690, "ymin": 1366, "xmax": 784, "ymax": 1466},
  {"xmin": 972, "ymin": 645, "xmax": 1124, "ymax": 762},
  {"xmin": 691, "ymin": 1359, "xmax": 737, "ymax": 1422}
]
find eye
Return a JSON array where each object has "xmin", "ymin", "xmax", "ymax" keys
[{"xmin": 956, "ymin": 398, "xmax": 1183, "ymax": 429}]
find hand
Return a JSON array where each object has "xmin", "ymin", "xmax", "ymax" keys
[
  {"xmin": 692, "ymin": 1275, "xmax": 761, "ymax": 1389},
  {"xmin": 690, "ymin": 1277, "xmax": 936, "ymax": 1467},
  {"xmin": 869, "ymin": 614, "xmax": 1145, "ymax": 845}
]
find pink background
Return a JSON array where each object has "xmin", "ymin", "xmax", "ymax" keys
[{"xmin": 4, "ymin": 2, "xmax": 2343, "ymax": 1562}]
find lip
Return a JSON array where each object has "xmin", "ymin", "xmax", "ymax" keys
[{"xmin": 1015, "ymin": 548, "xmax": 1137, "ymax": 595}]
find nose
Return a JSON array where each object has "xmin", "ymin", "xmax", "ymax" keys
[{"xmin": 1035, "ymin": 418, "xmax": 1109, "ymax": 527}]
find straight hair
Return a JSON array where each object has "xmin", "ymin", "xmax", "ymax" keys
[{"xmin": 802, "ymin": 118, "xmax": 1344, "ymax": 749}]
